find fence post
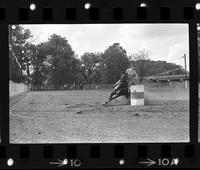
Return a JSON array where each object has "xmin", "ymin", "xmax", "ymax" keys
[{"xmin": 184, "ymin": 80, "xmax": 188, "ymax": 88}]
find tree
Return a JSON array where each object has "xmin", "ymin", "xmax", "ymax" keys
[
  {"xmin": 9, "ymin": 52, "xmax": 21, "ymax": 82},
  {"xmin": 142, "ymin": 60, "xmax": 185, "ymax": 77},
  {"xmin": 41, "ymin": 34, "xmax": 78, "ymax": 85},
  {"xmin": 81, "ymin": 52, "xmax": 103, "ymax": 84},
  {"xmin": 21, "ymin": 43, "xmax": 36, "ymax": 80},
  {"xmin": 130, "ymin": 49, "xmax": 150, "ymax": 78},
  {"xmin": 30, "ymin": 43, "xmax": 48, "ymax": 85},
  {"xmin": 101, "ymin": 43, "xmax": 130, "ymax": 84},
  {"xmin": 9, "ymin": 25, "xmax": 33, "ymax": 83}
]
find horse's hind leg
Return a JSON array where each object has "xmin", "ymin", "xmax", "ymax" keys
[
  {"xmin": 109, "ymin": 90, "xmax": 117, "ymax": 100},
  {"xmin": 109, "ymin": 94, "xmax": 121, "ymax": 102}
]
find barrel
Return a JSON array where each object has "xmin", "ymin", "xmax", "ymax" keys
[{"xmin": 130, "ymin": 85, "xmax": 144, "ymax": 106}]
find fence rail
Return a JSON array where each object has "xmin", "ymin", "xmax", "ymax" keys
[
  {"xmin": 32, "ymin": 81, "xmax": 189, "ymax": 91},
  {"xmin": 32, "ymin": 84, "xmax": 114, "ymax": 91},
  {"xmin": 148, "ymin": 73, "xmax": 189, "ymax": 81},
  {"xmin": 9, "ymin": 81, "xmax": 29, "ymax": 97}
]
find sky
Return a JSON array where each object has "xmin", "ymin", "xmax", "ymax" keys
[{"xmin": 21, "ymin": 24, "xmax": 189, "ymax": 71}]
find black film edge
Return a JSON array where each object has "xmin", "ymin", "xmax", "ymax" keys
[{"xmin": 0, "ymin": 0, "xmax": 200, "ymax": 169}]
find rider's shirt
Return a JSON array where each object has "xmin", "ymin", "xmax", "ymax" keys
[
  {"xmin": 125, "ymin": 67, "xmax": 138, "ymax": 78},
  {"xmin": 125, "ymin": 67, "xmax": 138, "ymax": 86}
]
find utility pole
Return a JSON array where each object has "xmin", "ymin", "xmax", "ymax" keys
[{"xmin": 183, "ymin": 54, "xmax": 187, "ymax": 88}]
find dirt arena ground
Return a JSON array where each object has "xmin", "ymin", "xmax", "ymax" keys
[{"xmin": 10, "ymin": 87, "xmax": 189, "ymax": 143}]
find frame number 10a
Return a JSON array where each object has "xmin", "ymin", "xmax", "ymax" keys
[{"xmin": 139, "ymin": 158, "xmax": 179, "ymax": 167}]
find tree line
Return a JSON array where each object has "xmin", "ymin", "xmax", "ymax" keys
[{"xmin": 9, "ymin": 25, "xmax": 186, "ymax": 86}]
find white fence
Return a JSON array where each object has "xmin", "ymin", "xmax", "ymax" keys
[
  {"xmin": 142, "ymin": 80, "xmax": 189, "ymax": 88},
  {"xmin": 9, "ymin": 81, "xmax": 29, "ymax": 97}
]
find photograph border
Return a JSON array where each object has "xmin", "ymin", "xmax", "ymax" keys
[{"xmin": 0, "ymin": 0, "xmax": 199, "ymax": 168}]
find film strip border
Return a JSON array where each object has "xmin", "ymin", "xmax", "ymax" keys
[
  {"xmin": 0, "ymin": 144, "xmax": 200, "ymax": 168},
  {"xmin": 0, "ymin": 0, "xmax": 200, "ymax": 168},
  {"xmin": 0, "ymin": 0, "xmax": 199, "ymax": 22}
]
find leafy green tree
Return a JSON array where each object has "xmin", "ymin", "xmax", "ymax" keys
[
  {"xmin": 21, "ymin": 44, "xmax": 35, "ymax": 80},
  {"xmin": 81, "ymin": 52, "xmax": 103, "ymax": 84},
  {"xmin": 41, "ymin": 34, "xmax": 78, "ymax": 85},
  {"xmin": 130, "ymin": 49, "xmax": 150, "ymax": 78},
  {"xmin": 141, "ymin": 60, "xmax": 185, "ymax": 77},
  {"xmin": 129, "ymin": 49, "xmax": 186, "ymax": 81},
  {"xmin": 9, "ymin": 52, "xmax": 21, "ymax": 83},
  {"xmin": 9, "ymin": 25, "xmax": 33, "ymax": 82},
  {"xmin": 30, "ymin": 43, "xmax": 48, "ymax": 85},
  {"xmin": 101, "ymin": 43, "xmax": 129, "ymax": 83}
]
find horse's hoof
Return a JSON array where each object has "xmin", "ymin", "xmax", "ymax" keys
[{"xmin": 103, "ymin": 102, "xmax": 107, "ymax": 106}]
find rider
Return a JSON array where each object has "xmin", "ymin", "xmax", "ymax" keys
[
  {"xmin": 125, "ymin": 63, "xmax": 138, "ymax": 87},
  {"xmin": 104, "ymin": 64, "xmax": 138, "ymax": 105},
  {"xmin": 104, "ymin": 73, "xmax": 129, "ymax": 105}
]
